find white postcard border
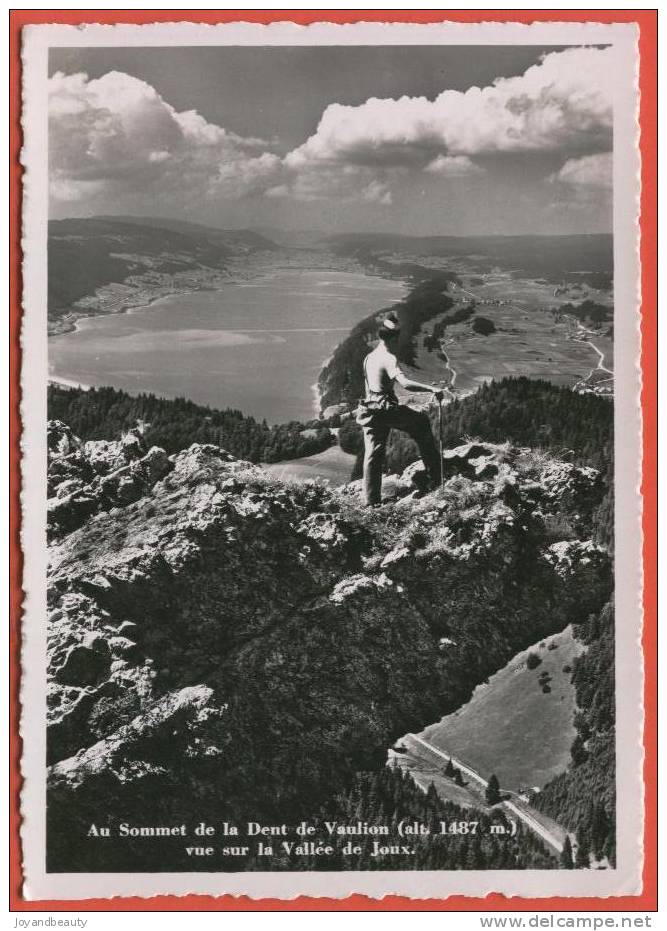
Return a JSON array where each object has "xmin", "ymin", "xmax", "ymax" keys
[{"xmin": 19, "ymin": 18, "xmax": 644, "ymax": 901}]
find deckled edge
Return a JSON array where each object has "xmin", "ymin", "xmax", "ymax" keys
[{"xmin": 17, "ymin": 16, "xmax": 645, "ymax": 903}]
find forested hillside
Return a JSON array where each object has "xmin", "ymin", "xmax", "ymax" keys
[
  {"xmin": 47, "ymin": 384, "xmax": 332, "ymax": 463},
  {"xmin": 318, "ymin": 271, "xmax": 461, "ymax": 410},
  {"xmin": 533, "ymin": 600, "xmax": 616, "ymax": 867},
  {"xmin": 243, "ymin": 765, "xmax": 556, "ymax": 871}
]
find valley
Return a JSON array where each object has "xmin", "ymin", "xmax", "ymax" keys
[
  {"xmin": 318, "ymin": 232, "xmax": 614, "ymax": 414},
  {"xmin": 49, "ymin": 218, "xmax": 614, "ymax": 432},
  {"xmin": 405, "ymin": 276, "xmax": 613, "ymax": 400}
]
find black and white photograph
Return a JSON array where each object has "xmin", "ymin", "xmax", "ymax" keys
[{"xmin": 18, "ymin": 18, "xmax": 644, "ymax": 901}]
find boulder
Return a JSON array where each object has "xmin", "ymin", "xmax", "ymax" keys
[
  {"xmin": 54, "ymin": 641, "xmax": 111, "ymax": 688},
  {"xmin": 322, "ymin": 403, "xmax": 350, "ymax": 421},
  {"xmin": 47, "ymin": 453, "xmax": 94, "ymax": 497},
  {"xmin": 120, "ymin": 428, "xmax": 145, "ymax": 461},
  {"xmin": 83, "ymin": 439, "xmax": 126, "ymax": 475},
  {"xmin": 399, "ymin": 462, "xmax": 429, "ymax": 490},
  {"xmin": 48, "ymin": 490, "xmax": 99, "ymax": 535},
  {"xmin": 48, "ymin": 421, "xmax": 81, "ymax": 458},
  {"xmin": 49, "ymin": 685, "xmax": 216, "ymax": 792},
  {"xmin": 169, "ymin": 443, "xmax": 251, "ymax": 482},
  {"xmin": 441, "ymin": 441, "xmax": 498, "ymax": 479},
  {"xmin": 46, "ymin": 420, "xmax": 182, "ymax": 538},
  {"xmin": 55, "ymin": 479, "xmax": 85, "ymax": 500},
  {"xmin": 135, "ymin": 446, "xmax": 173, "ymax": 485},
  {"xmin": 469, "ymin": 455, "xmax": 500, "ymax": 480}
]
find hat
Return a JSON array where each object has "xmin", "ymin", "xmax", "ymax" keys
[{"xmin": 379, "ymin": 313, "xmax": 401, "ymax": 338}]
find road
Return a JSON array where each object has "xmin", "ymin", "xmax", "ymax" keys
[
  {"xmin": 572, "ymin": 322, "xmax": 613, "ymax": 392},
  {"xmin": 405, "ymin": 733, "xmax": 566, "ymax": 854},
  {"xmin": 454, "ymin": 284, "xmax": 482, "ymax": 302},
  {"xmin": 438, "ymin": 340, "xmax": 459, "ymax": 390}
]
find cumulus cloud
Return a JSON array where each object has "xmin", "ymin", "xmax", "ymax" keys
[
  {"xmin": 49, "ymin": 48, "xmax": 615, "ymax": 213},
  {"xmin": 360, "ymin": 180, "xmax": 393, "ymax": 205},
  {"xmin": 424, "ymin": 155, "xmax": 484, "ymax": 177},
  {"xmin": 262, "ymin": 162, "xmax": 399, "ymax": 204},
  {"xmin": 48, "ymin": 70, "xmax": 283, "ymax": 206},
  {"xmin": 212, "ymin": 152, "xmax": 284, "ymax": 197},
  {"xmin": 285, "ymin": 46, "xmax": 613, "ymax": 173},
  {"xmin": 551, "ymin": 152, "xmax": 613, "ymax": 188}
]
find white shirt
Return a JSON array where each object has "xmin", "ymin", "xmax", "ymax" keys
[{"xmin": 363, "ymin": 342, "xmax": 401, "ymax": 402}]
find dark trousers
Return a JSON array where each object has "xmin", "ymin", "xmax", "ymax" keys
[{"xmin": 362, "ymin": 405, "xmax": 440, "ymax": 505}]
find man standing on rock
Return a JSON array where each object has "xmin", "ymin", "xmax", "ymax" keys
[{"xmin": 356, "ymin": 313, "xmax": 444, "ymax": 506}]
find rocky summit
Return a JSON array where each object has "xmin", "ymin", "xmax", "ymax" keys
[{"xmin": 46, "ymin": 422, "xmax": 612, "ymax": 871}]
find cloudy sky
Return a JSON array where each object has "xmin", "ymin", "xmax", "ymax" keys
[{"xmin": 48, "ymin": 45, "xmax": 613, "ymax": 235}]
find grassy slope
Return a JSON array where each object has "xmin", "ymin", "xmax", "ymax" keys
[
  {"xmin": 262, "ymin": 444, "xmax": 356, "ymax": 484},
  {"xmin": 420, "ymin": 627, "xmax": 584, "ymax": 792}
]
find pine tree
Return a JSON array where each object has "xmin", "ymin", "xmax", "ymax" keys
[
  {"xmin": 570, "ymin": 733, "xmax": 589, "ymax": 766},
  {"xmin": 560, "ymin": 835, "xmax": 574, "ymax": 869},
  {"xmin": 485, "ymin": 774, "xmax": 501, "ymax": 806},
  {"xmin": 575, "ymin": 831, "xmax": 590, "ymax": 869},
  {"xmin": 590, "ymin": 802, "xmax": 610, "ymax": 860},
  {"xmin": 465, "ymin": 837, "xmax": 484, "ymax": 869}
]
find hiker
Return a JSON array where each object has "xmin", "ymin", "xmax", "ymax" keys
[{"xmin": 356, "ymin": 313, "xmax": 444, "ymax": 506}]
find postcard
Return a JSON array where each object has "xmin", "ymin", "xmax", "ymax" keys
[{"xmin": 16, "ymin": 15, "xmax": 651, "ymax": 904}]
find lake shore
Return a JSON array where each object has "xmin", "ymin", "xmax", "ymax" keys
[
  {"xmin": 311, "ymin": 350, "xmax": 334, "ymax": 418},
  {"xmin": 47, "ymin": 249, "xmax": 380, "ymax": 337},
  {"xmin": 49, "ymin": 266, "xmax": 407, "ymax": 424},
  {"xmin": 48, "ymin": 375, "xmax": 92, "ymax": 391},
  {"xmin": 48, "ymin": 278, "xmax": 230, "ymax": 337}
]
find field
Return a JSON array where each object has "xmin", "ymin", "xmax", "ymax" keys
[
  {"xmin": 416, "ymin": 626, "xmax": 584, "ymax": 793},
  {"xmin": 388, "ymin": 739, "xmax": 488, "ymax": 811},
  {"xmin": 405, "ymin": 270, "xmax": 613, "ymax": 398}
]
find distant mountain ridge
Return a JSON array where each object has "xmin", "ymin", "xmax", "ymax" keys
[
  {"xmin": 327, "ymin": 232, "xmax": 613, "ymax": 276},
  {"xmin": 96, "ymin": 215, "xmax": 278, "ymax": 252},
  {"xmin": 250, "ymin": 226, "xmax": 329, "ymax": 248}
]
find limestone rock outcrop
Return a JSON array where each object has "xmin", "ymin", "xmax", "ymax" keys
[{"xmin": 45, "ymin": 422, "xmax": 611, "ymax": 871}]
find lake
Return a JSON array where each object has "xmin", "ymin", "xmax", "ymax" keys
[{"xmin": 49, "ymin": 269, "xmax": 406, "ymax": 423}]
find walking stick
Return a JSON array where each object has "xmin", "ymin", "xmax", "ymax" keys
[{"xmin": 438, "ymin": 397, "xmax": 445, "ymax": 492}]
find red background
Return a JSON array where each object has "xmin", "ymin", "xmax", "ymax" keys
[{"xmin": 9, "ymin": 8, "xmax": 658, "ymax": 913}]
